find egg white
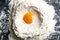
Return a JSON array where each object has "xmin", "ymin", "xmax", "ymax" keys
[{"xmin": 10, "ymin": 0, "xmax": 57, "ymax": 40}]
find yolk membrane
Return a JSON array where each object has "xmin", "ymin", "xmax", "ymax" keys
[{"xmin": 23, "ymin": 11, "xmax": 34, "ymax": 24}]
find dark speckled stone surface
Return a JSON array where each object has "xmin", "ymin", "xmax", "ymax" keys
[{"xmin": 0, "ymin": 0, "xmax": 10, "ymax": 40}]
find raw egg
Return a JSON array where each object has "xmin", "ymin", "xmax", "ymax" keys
[{"xmin": 23, "ymin": 11, "xmax": 34, "ymax": 24}]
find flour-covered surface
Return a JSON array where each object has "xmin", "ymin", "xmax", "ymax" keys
[
  {"xmin": 9, "ymin": 0, "xmax": 56, "ymax": 40},
  {"xmin": 45, "ymin": 0, "xmax": 60, "ymax": 40},
  {"xmin": 0, "ymin": 0, "xmax": 60, "ymax": 40}
]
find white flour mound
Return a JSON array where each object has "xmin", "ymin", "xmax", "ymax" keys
[{"xmin": 9, "ymin": 0, "xmax": 57, "ymax": 40}]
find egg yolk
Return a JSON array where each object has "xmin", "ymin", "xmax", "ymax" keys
[{"xmin": 23, "ymin": 11, "xmax": 34, "ymax": 24}]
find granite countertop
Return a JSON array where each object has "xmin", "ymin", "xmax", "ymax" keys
[
  {"xmin": 0, "ymin": 0, "xmax": 10, "ymax": 40},
  {"xmin": 0, "ymin": 0, "xmax": 60, "ymax": 40}
]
